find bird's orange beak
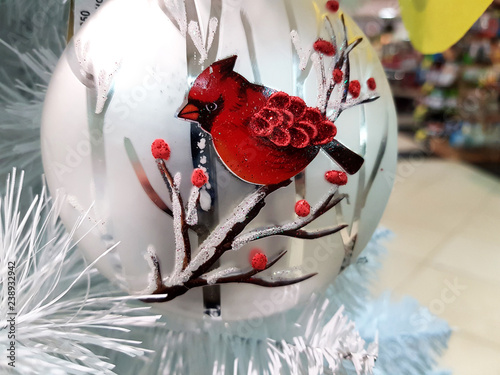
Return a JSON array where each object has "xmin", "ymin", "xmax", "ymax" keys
[{"xmin": 178, "ymin": 103, "xmax": 200, "ymax": 121}]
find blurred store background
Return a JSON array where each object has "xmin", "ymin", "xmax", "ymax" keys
[
  {"xmin": 355, "ymin": 0, "xmax": 500, "ymax": 173},
  {"xmin": 352, "ymin": 1, "xmax": 500, "ymax": 374}
]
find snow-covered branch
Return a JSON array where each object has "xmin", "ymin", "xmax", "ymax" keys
[
  {"xmin": 232, "ymin": 188, "xmax": 347, "ymax": 251},
  {"xmin": 135, "ymin": 139, "xmax": 347, "ymax": 302},
  {"xmin": 156, "ymin": 160, "xmax": 191, "ymax": 273}
]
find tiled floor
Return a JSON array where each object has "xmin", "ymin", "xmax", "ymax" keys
[{"xmin": 373, "ymin": 155, "xmax": 500, "ymax": 374}]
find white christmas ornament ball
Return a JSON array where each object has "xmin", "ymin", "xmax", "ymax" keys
[{"xmin": 41, "ymin": 0, "xmax": 396, "ymax": 321}]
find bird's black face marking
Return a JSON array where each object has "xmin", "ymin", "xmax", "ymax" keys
[{"xmin": 192, "ymin": 95, "xmax": 224, "ymax": 133}]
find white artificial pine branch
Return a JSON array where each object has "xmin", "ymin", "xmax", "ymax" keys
[
  {"xmin": 0, "ymin": 39, "xmax": 59, "ymax": 190},
  {"xmin": 0, "ymin": 170, "xmax": 163, "ymax": 375}
]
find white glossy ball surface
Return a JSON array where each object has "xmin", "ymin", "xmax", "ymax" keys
[{"xmin": 41, "ymin": 0, "xmax": 396, "ymax": 321}]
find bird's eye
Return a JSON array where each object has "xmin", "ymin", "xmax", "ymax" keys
[{"xmin": 206, "ymin": 103, "xmax": 217, "ymax": 112}]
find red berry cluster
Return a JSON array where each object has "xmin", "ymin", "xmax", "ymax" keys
[
  {"xmin": 151, "ymin": 139, "xmax": 171, "ymax": 160},
  {"xmin": 249, "ymin": 92, "xmax": 337, "ymax": 148},
  {"xmin": 313, "ymin": 38, "xmax": 336, "ymax": 56}
]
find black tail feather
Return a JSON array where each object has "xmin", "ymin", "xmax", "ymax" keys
[{"xmin": 322, "ymin": 140, "xmax": 364, "ymax": 175}]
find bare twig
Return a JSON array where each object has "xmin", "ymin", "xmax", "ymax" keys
[
  {"xmin": 235, "ymin": 274, "xmax": 317, "ymax": 287},
  {"xmin": 145, "ymin": 246, "xmax": 163, "ymax": 293},
  {"xmin": 124, "ymin": 137, "xmax": 172, "ymax": 216},
  {"xmin": 339, "ymin": 95, "xmax": 379, "ymax": 112},
  {"xmin": 282, "ymin": 225, "xmax": 347, "ymax": 239},
  {"xmin": 189, "ymin": 250, "xmax": 288, "ymax": 287}
]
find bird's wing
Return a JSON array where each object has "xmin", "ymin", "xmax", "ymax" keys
[{"xmin": 248, "ymin": 92, "xmax": 337, "ymax": 149}]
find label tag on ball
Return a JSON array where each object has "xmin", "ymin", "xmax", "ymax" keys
[{"xmin": 72, "ymin": 0, "xmax": 107, "ymax": 35}]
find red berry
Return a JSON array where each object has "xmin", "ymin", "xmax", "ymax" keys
[
  {"xmin": 191, "ymin": 168, "xmax": 208, "ymax": 187},
  {"xmin": 367, "ymin": 77, "xmax": 377, "ymax": 90},
  {"xmin": 333, "ymin": 68, "xmax": 343, "ymax": 84},
  {"xmin": 348, "ymin": 80, "xmax": 361, "ymax": 98},
  {"xmin": 151, "ymin": 139, "xmax": 171, "ymax": 160},
  {"xmin": 251, "ymin": 252, "xmax": 268, "ymax": 271},
  {"xmin": 325, "ymin": 170, "xmax": 348, "ymax": 185},
  {"xmin": 313, "ymin": 39, "xmax": 336, "ymax": 56},
  {"xmin": 295, "ymin": 199, "xmax": 311, "ymax": 217},
  {"xmin": 326, "ymin": 0, "xmax": 340, "ymax": 12}
]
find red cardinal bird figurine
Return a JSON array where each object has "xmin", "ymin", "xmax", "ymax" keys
[{"xmin": 178, "ymin": 56, "xmax": 364, "ymax": 185}]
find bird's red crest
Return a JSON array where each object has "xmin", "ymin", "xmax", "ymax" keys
[
  {"xmin": 188, "ymin": 56, "xmax": 238, "ymax": 103},
  {"xmin": 211, "ymin": 55, "xmax": 237, "ymax": 76}
]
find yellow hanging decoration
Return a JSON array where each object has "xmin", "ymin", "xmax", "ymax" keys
[{"xmin": 399, "ymin": 0, "xmax": 493, "ymax": 54}]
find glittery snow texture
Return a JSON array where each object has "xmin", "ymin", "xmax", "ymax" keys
[
  {"xmin": 162, "ymin": 0, "xmax": 188, "ymax": 36},
  {"xmin": 290, "ymin": 30, "xmax": 312, "ymax": 71},
  {"xmin": 187, "ymin": 17, "xmax": 219, "ymax": 65},
  {"xmin": 170, "ymin": 172, "xmax": 187, "ymax": 280},
  {"xmin": 185, "ymin": 186, "xmax": 200, "ymax": 226},
  {"xmin": 202, "ymin": 267, "xmax": 240, "ymax": 285},
  {"xmin": 74, "ymin": 39, "xmax": 121, "ymax": 114}
]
